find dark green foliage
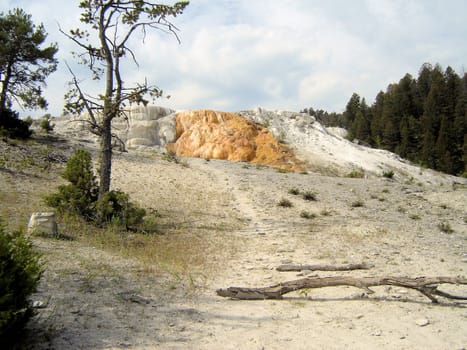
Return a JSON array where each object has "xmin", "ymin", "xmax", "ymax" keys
[
  {"xmin": 46, "ymin": 150, "xmax": 146, "ymax": 229},
  {"xmin": 382, "ymin": 170, "xmax": 395, "ymax": 179},
  {"xmin": 96, "ymin": 190, "xmax": 146, "ymax": 229},
  {"xmin": 45, "ymin": 149, "xmax": 98, "ymax": 219},
  {"xmin": 302, "ymin": 191, "xmax": 317, "ymax": 201},
  {"xmin": 0, "ymin": 8, "xmax": 58, "ymax": 112},
  {"xmin": 338, "ymin": 63, "xmax": 467, "ymax": 176},
  {"xmin": 39, "ymin": 114, "xmax": 54, "ymax": 134},
  {"xmin": 0, "ymin": 108, "xmax": 32, "ymax": 139},
  {"xmin": 278, "ymin": 198, "xmax": 293, "ymax": 207},
  {"xmin": 0, "ymin": 220, "xmax": 42, "ymax": 342}
]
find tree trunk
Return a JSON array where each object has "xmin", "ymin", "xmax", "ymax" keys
[
  {"xmin": 98, "ymin": 116, "xmax": 112, "ymax": 198},
  {"xmin": 216, "ymin": 276, "xmax": 467, "ymax": 303},
  {"xmin": 0, "ymin": 61, "xmax": 12, "ymax": 113}
]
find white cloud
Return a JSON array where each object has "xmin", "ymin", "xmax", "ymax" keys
[{"xmin": 3, "ymin": 0, "xmax": 467, "ymax": 117}]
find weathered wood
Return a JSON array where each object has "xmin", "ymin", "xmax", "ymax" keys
[
  {"xmin": 216, "ymin": 276, "xmax": 467, "ymax": 303},
  {"xmin": 276, "ymin": 263, "xmax": 372, "ymax": 272}
]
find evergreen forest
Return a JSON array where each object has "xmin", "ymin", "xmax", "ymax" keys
[{"xmin": 302, "ymin": 63, "xmax": 467, "ymax": 176}]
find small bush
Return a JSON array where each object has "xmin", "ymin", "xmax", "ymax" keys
[
  {"xmin": 288, "ymin": 188, "xmax": 300, "ymax": 195},
  {"xmin": 96, "ymin": 190, "xmax": 146, "ymax": 229},
  {"xmin": 0, "ymin": 109, "xmax": 32, "ymax": 139},
  {"xmin": 382, "ymin": 170, "xmax": 395, "ymax": 179},
  {"xmin": 302, "ymin": 191, "xmax": 317, "ymax": 201},
  {"xmin": 351, "ymin": 200, "xmax": 364, "ymax": 208},
  {"xmin": 438, "ymin": 221, "xmax": 453, "ymax": 234},
  {"xmin": 0, "ymin": 220, "xmax": 42, "ymax": 343},
  {"xmin": 46, "ymin": 150, "xmax": 146, "ymax": 230},
  {"xmin": 300, "ymin": 211, "xmax": 316, "ymax": 219},
  {"xmin": 278, "ymin": 198, "xmax": 293, "ymax": 207},
  {"xmin": 346, "ymin": 168, "xmax": 365, "ymax": 178},
  {"xmin": 39, "ymin": 114, "xmax": 54, "ymax": 134},
  {"xmin": 45, "ymin": 149, "xmax": 98, "ymax": 219}
]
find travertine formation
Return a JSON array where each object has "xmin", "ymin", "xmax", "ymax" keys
[
  {"xmin": 125, "ymin": 106, "xmax": 176, "ymax": 149},
  {"xmin": 167, "ymin": 110, "xmax": 304, "ymax": 171}
]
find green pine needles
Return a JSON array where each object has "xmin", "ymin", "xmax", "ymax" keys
[
  {"xmin": 46, "ymin": 150, "xmax": 145, "ymax": 229},
  {"xmin": 0, "ymin": 220, "xmax": 42, "ymax": 342}
]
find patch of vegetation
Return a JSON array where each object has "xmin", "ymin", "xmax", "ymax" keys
[
  {"xmin": 409, "ymin": 213, "xmax": 421, "ymax": 220},
  {"xmin": 346, "ymin": 168, "xmax": 365, "ymax": 178},
  {"xmin": 382, "ymin": 170, "xmax": 395, "ymax": 179},
  {"xmin": 351, "ymin": 200, "xmax": 365, "ymax": 208},
  {"xmin": 320, "ymin": 208, "xmax": 332, "ymax": 216},
  {"xmin": 276, "ymin": 167, "xmax": 291, "ymax": 174},
  {"xmin": 438, "ymin": 221, "xmax": 454, "ymax": 234},
  {"xmin": 300, "ymin": 211, "xmax": 316, "ymax": 219},
  {"xmin": 39, "ymin": 114, "xmax": 54, "ymax": 134},
  {"xmin": 0, "ymin": 219, "xmax": 42, "ymax": 344},
  {"xmin": 46, "ymin": 150, "xmax": 148, "ymax": 230},
  {"xmin": 161, "ymin": 151, "xmax": 186, "ymax": 166},
  {"xmin": 278, "ymin": 198, "xmax": 293, "ymax": 208},
  {"xmin": 382, "ymin": 188, "xmax": 390, "ymax": 193},
  {"xmin": 0, "ymin": 109, "xmax": 32, "ymax": 139},
  {"xmin": 302, "ymin": 191, "xmax": 317, "ymax": 201},
  {"xmin": 288, "ymin": 187, "xmax": 300, "ymax": 195}
]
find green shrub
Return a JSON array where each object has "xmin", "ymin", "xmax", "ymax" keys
[
  {"xmin": 438, "ymin": 221, "xmax": 453, "ymax": 234},
  {"xmin": 346, "ymin": 168, "xmax": 365, "ymax": 178},
  {"xmin": 0, "ymin": 109, "xmax": 32, "ymax": 139},
  {"xmin": 45, "ymin": 149, "xmax": 98, "ymax": 219},
  {"xmin": 288, "ymin": 187, "xmax": 300, "ymax": 195},
  {"xmin": 302, "ymin": 191, "xmax": 317, "ymax": 201},
  {"xmin": 39, "ymin": 114, "xmax": 54, "ymax": 134},
  {"xmin": 278, "ymin": 198, "xmax": 293, "ymax": 207},
  {"xmin": 96, "ymin": 190, "xmax": 146, "ymax": 229},
  {"xmin": 382, "ymin": 170, "xmax": 395, "ymax": 179},
  {"xmin": 350, "ymin": 200, "xmax": 364, "ymax": 208},
  {"xmin": 46, "ymin": 150, "xmax": 147, "ymax": 230},
  {"xmin": 0, "ymin": 220, "xmax": 42, "ymax": 342},
  {"xmin": 300, "ymin": 211, "xmax": 316, "ymax": 219}
]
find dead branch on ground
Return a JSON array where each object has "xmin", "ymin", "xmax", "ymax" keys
[
  {"xmin": 216, "ymin": 276, "xmax": 467, "ymax": 303},
  {"xmin": 276, "ymin": 262, "xmax": 371, "ymax": 272}
]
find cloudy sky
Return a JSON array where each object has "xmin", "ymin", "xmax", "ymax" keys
[{"xmin": 4, "ymin": 0, "xmax": 467, "ymax": 117}]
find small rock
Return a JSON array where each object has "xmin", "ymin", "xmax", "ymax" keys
[
  {"xmin": 281, "ymin": 259, "xmax": 293, "ymax": 264},
  {"xmin": 415, "ymin": 318, "xmax": 430, "ymax": 327},
  {"xmin": 32, "ymin": 300, "xmax": 47, "ymax": 309}
]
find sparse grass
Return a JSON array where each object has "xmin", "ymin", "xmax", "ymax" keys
[
  {"xmin": 351, "ymin": 199, "xmax": 365, "ymax": 208},
  {"xmin": 288, "ymin": 187, "xmax": 300, "ymax": 195},
  {"xmin": 320, "ymin": 208, "xmax": 332, "ymax": 216},
  {"xmin": 302, "ymin": 191, "xmax": 317, "ymax": 201},
  {"xmin": 278, "ymin": 198, "xmax": 293, "ymax": 208},
  {"xmin": 276, "ymin": 167, "xmax": 291, "ymax": 173},
  {"xmin": 409, "ymin": 213, "xmax": 421, "ymax": 220},
  {"xmin": 382, "ymin": 188, "xmax": 390, "ymax": 193},
  {"xmin": 397, "ymin": 206, "xmax": 407, "ymax": 214},
  {"xmin": 382, "ymin": 170, "xmax": 395, "ymax": 179},
  {"xmin": 438, "ymin": 221, "xmax": 454, "ymax": 234},
  {"xmin": 161, "ymin": 151, "xmax": 189, "ymax": 167},
  {"xmin": 346, "ymin": 168, "xmax": 365, "ymax": 178},
  {"xmin": 300, "ymin": 211, "xmax": 316, "ymax": 219}
]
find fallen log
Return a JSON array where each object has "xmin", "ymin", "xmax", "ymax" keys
[
  {"xmin": 216, "ymin": 276, "xmax": 467, "ymax": 303},
  {"xmin": 276, "ymin": 262, "xmax": 372, "ymax": 272}
]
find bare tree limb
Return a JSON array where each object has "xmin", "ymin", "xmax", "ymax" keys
[
  {"xmin": 276, "ymin": 263, "xmax": 372, "ymax": 272},
  {"xmin": 216, "ymin": 276, "xmax": 467, "ymax": 302}
]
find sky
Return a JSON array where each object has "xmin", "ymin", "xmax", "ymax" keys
[{"xmin": 4, "ymin": 0, "xmax": 467, "ymax": 117}]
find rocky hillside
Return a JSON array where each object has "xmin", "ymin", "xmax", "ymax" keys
[{"xmin": 53, "ymin": 106, "xmax": 464, "ymax": 185}]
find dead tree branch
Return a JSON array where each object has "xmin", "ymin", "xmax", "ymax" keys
[
  {"xmin": 276, "ymin": 263, "xmax": 372, "ymax": 272},
  {"xmin": 216, "ymin": 276, "xmax": 467, "ymax": 303}
]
